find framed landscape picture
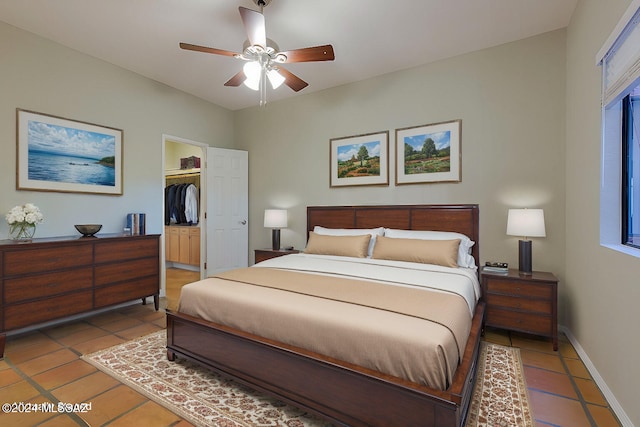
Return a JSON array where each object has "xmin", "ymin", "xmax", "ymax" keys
[
  {"xmin": 16, "ymin": 109, "xmax": 123, "ymax": 195},
  {"xmin": 330, "ymin": 131, "xmax": 389, "ymax": 187},
  {"xmin": 395, "ymin": 119, "xmax": 461, "ymax": 185}
]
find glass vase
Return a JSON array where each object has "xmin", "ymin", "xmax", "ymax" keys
[{"xmin": 9, "ymin": 222, "xmax": 36, "ymax": 241}]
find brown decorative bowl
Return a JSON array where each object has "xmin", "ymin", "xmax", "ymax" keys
[{"xmin": 74, "ymin": 224, "xmax": 102, "ymax": 237}]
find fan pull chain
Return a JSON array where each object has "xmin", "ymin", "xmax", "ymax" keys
[{"xmin": 260, "ymin": 68, "xmax": 267, "ymax": 107}]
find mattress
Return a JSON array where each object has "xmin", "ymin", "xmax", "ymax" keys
[{"xmin": 177, "ymin": 253, "xmax": 481, "ymax": 390}]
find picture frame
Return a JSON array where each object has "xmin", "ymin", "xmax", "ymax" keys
[
  {"xmin": 330, "ymin": 131, "xmax": 389, "ymax": 187},
  {"xmin": 16, "ymin": 109, "xmax": 123, "ymax": 195},
  {"xmin": 395, "ymin": 119, "xmax": 461, "ymax": 185}
]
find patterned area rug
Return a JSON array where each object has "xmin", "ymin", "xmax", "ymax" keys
[
  {"xmin": 465, "ymin": 341, "xmax": 534, "ymax": 427},
  {"xmin": 82, "ymin": 331, "xmax": 532, "ymax": 427}
]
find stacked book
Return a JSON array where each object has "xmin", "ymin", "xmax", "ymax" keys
[
  {"xmin": 483, "ymin": 262, "xmax": 508, "ymax": 274},
  {"xmin": 126, "ymin": 213, "xmax": 146, "ymax": 235}
]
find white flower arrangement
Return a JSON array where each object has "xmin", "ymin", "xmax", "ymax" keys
[{"xmin": 6, "ymin": 203, "xmax": 44, "ymax": 226}]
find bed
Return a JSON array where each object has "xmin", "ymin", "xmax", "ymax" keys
[{"xmin": 166, "ymin": 204, "xmax": 484, "ymax": 427}]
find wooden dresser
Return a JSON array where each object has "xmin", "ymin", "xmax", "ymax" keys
[
  {"xmin": 481, "ymin": 268, "xmax": 558, "ymax": 350},
  {"xmin": 0, "ymin": 233, "xmax": 160, "ymax": 358}
]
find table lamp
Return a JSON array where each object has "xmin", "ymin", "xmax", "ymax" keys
[
  {"xmin": 506, "ymin": 208, "xmax": 546, "ymax": 274},
  {"xmin": 264, "ymin": 209, "xmax": 288, "ymax": 250}
]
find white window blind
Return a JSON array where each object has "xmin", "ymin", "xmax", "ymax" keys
[{"xmin": 598, "ymin": 1, "xmax": 640, "ymax": 106}]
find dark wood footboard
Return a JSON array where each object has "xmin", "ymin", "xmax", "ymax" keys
[{"xmin": 166, "ymin": 301, "xmax": 484, "ymax": 427}]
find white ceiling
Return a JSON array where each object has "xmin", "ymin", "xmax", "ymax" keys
[{"xmin": 0, "ymin": 0, "xmax": 578, "ymax": 111}]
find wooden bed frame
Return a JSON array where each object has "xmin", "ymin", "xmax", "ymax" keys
[{"xmin": 166, "ymin": 204, "xmax": 484, "ymax": 427}]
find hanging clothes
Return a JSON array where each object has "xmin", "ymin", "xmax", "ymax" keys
[
  {"xmin": 175, "ymin": 183, "xmax": 187, "ymax": 224},
  {"xmin": 184, "ymin": 184, "xmax": 199, "ymax": 225},
  {"xmin": 165, "ymin": 172, "xmax": 200, "ymax": 225},
  {"xmin": 165, "ymin": 184, "xmax": 178, "ymax": 225},
  {"xmin": 164, "ymin": 183, "xmax": 199, "ymax": 225}
]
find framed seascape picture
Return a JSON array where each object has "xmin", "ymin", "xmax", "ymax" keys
[
  {"xmin": 330, "ymin": 131, "xmax": 389, "ymax": 187},
  {"xmin": 395, "ymin": 119, "xmax": 461, "ymax": 185},
  {"xmin": 16, "ymin": 109, "xmax": 123, "ymax": 195}
]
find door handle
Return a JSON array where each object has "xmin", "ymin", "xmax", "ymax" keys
[{"xmin": 240, "ymin": 220, "xmax": 247, "ymax": 225}]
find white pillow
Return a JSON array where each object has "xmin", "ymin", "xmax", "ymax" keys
[
  {"xmin": 383, "ymin": 228, "xmax": 476, "ymax": 268},
  {"xmin": 313, "ymin": 226, "xmax": 384, "ymax": 257}
]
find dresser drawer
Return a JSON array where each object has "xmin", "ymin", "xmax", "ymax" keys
[
  {"xmin": 485, "ymin": 293, "xmax": 552, "ymax": 314},
  {"xmin": 255, "ymin": 250, "xmax": 275, "ymax": 263},
  {"xmin": 3, "ymin": 245, "xmax": 93, "ymax": 276},
  {"xmin": 485, "ymin": 279, "xmax": 553, "ymax": 299},
  {"xmin": 4, "ymin": 290, "xmax": 93, "ymax": 330},
  {"xmin": 94, "ymin": 238, "xmax": 158, "ymax": 263},
  {"xmin": 255, "ymin": 249, "xmax": 300, "ymax": 263},
  {"xmin": 94, "ymin": 276, "xmax": 158, "ymax": 308},
  {"xmin": 486, "ymin": 306, "xmax": 552, "ymax": 336},
  {"xmin": 94, "ymin": 257, "xmax": 158, "ymax": 286},
  {"xmin": 4, "ymin": 267, "xmax": 93, "ymax": 303}
]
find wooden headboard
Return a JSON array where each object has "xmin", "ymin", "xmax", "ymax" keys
[{"xmin": 307, "ymin": 204, "xmax": 479, "ymax": 265}]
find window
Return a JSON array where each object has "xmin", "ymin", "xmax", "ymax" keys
[
  {"xmin": 622, "ymin": 89, "xmax": 640, "ymax": 247},
  {"xmin": 598, "ymin": 0, "xmax": 640, "ymax": 255}
]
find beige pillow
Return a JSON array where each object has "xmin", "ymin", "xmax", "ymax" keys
[
  {"xmin": 372, "ymin": 235, "xmax": 460, "ymax": 267},
  {"xmin": 304, "ymin": 232, "xmax": 371, "ymax": 258}
]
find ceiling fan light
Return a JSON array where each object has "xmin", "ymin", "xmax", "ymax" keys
[
  {"xmin": 267, "ymin": 69, "xmax": 285, "ymax": 89},
  {"xmin": 243, "ymin": 61, "xmax": 261, "ymax": 91},
  {"xmin": 244, "ymin": 77, "xmax": 260, "ymax": 91}
]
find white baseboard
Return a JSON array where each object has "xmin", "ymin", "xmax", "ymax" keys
[
  {"xmin": 560, "ymin": 325, "xmax": 635, "ymax": 427},
  {"xmin": 166, "ymin": 261, "xmax": 200, "ymax": 272}
]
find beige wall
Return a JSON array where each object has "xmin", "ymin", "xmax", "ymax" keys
[
  {"xmin": 236, "ymin": 29, "xmax": 567, "ymax": 281},
  {"xmin": 566, "ymin": 0, "xmax": 639, "ymax": 424},
  {"xmin": 0, "ymin": 21, "xmax": 234, "ymax": 238},
  {"xmin": 165, "ymin": 140, "xmax": 203, "ymax": 172}
]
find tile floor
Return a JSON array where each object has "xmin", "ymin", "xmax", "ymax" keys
[
  {"xmin": 0, "ymin": 301, "xmax": 178, "ymax": 427},
  {"xmin": 0, "ymin": 268, "xmax": 625, "ymax": 426},
  {"xmin": 483, "ymin": 327, "xmax": 622, "ymax": 427}
]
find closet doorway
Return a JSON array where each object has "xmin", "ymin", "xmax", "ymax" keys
[{"xmin": 163, "ymin": 135, "xmax": 205, "ymax": 311}]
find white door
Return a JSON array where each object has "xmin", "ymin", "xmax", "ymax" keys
[{"xmin": 205, "ymin": 147, "xmax": 248, "ymax": 275}]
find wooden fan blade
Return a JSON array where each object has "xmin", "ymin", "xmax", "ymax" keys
[
  {"xmin": 277, "ymin": 67, "xmax": 309, "ymax": 92},
  {"xmin": 179, "ymin": 42, "xmax": 239, "ymax": 57},
  {"xmin": 239, "ymin": 7, "xmax": 266, "ymax": 48},
  {"xmin": 224, "ymin": 70, "xmax": 246, "ymax": 87},
  {"xmin": 280, "ymin": 45, "xmax": 335, "ymax": 63}
]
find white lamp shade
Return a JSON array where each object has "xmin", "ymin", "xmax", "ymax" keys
[
  {"xmin": 243, "ymin": 61, "xmax": 261, "ymax": 91},
  {"xmin": 264, "ymin": 209, "xmax": 288, "ymax": 229},
  {"xmin": 267, "ymin": 68, "xmax": 285, "ymax": 89},
  {"xmin": 506, "ymin": 209, "xmax": 546, "ymax": 238}
]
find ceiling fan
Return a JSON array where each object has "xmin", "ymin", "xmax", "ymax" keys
[{"xmin": 180, "ymin": 0, "xmax": 335, "ymax": 105}]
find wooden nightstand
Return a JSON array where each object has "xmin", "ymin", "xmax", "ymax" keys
[
  {"xmin": 481, "ymin": 268, "xmax": 558, "ymax": 350},
  {"xmin": 254, "ymin": 248, "xmax": 300, "ymax": 263}
]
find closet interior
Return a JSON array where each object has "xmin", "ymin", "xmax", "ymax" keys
[{"xmin": 164, "ymin": 140, "xmax": 202, "ymax": 272}]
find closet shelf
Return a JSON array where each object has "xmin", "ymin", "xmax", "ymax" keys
[{"xmin": 165, "ymin": 168, "xmax": 200, "ymax": 177}]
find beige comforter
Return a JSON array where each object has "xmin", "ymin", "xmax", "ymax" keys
[{"xmin": 178, "ymin": 258, "xmax": 475, "ymax": 390}]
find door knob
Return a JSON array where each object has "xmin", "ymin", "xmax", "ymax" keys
[{"xmin": 240, "ymin": 220, "xmax": 247, "ymax": 225}]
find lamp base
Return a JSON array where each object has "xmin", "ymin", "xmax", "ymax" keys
[
  {"xmin": 271, "ymin": 229, "xmax": 281, "ymax": 251},
  {"xmin": 518, "ymin": 239, "xmax": 532, "ymax": 275}
]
